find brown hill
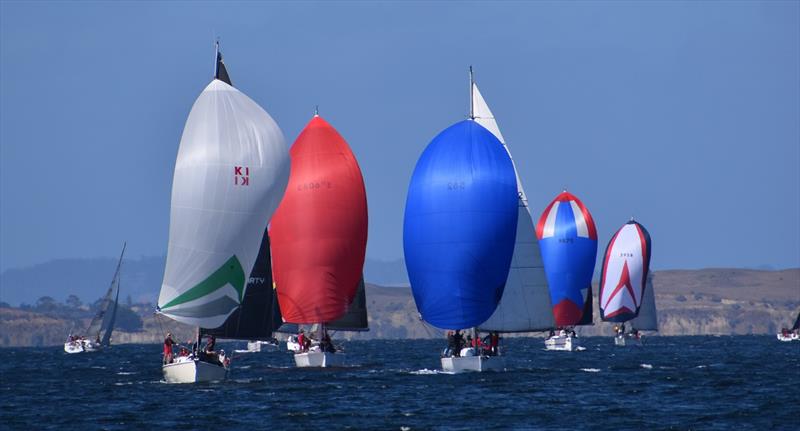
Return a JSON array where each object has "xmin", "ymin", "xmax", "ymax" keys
[{"xmin": 1, "ymin": 268, "xmax": 798, "ymax": 346}]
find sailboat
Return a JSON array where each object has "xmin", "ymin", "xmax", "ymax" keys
[
  {"xmin": 270, "ymin": 112, "xmax": 368, "ymax": 368},
  {"xmin": 404, "ymin": 68, "xmax": 518, "ymax": 373},
  {"xmin": 156, "ymin": 44, "xmax": 290, "ymax": 383},
  {"xmin": 598, "ymin": 219, "xmax": 655, "ymax": 346},
  {"xmin": 777, "ymin": 311, "xmax": 800, "ymax": 342},
  {"xmin": 64, "ymin": 243, "xmax": 125, "ymax": 354},
  {"xmin": 536, "ymin": 191, "xmax": 597, "ymax": 351},
  {"xmin": 473, "ymin": 71, "xmax": 556, "ymax": 365}
]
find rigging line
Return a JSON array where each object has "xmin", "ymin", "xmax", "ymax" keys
[{"xmin": 416, "ymin": 317, "xmax": 437, "ymax": 339}]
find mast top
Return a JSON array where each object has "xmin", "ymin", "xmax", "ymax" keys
[{"xmin": 469, "ymin": 66, "xmax": 475, "ymax": 120}]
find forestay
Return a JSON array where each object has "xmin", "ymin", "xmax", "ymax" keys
[
  {"xmin": 158, "ymin": 76, "xmax": 290, "ymax": 328},
  {"xmin": 472, "ymin": 82, "xmax": 554, "ymax": 332}
]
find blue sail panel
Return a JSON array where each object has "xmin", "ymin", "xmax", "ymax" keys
[{"xmin": 403, "ymin": 120, "xmax": 518, "ymax": 329}]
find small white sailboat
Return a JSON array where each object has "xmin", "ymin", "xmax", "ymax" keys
[
  {"xmin": 599, "ymin": 219, "xmax": 656, "ymax": 347},
  {"xmin": 64, "ymin": 243, "xmax": 125, "ymax": 354},
  {"xmin": 157, "ymin": 44, "xmax": 290, "ymax": 383},
  {"xmin": 474, "ymin": 69, "xmax": 556, "ymax": 370},
  {"xmin": 777, "ymin": 312, "xmax": 800, "ymax": 342}
]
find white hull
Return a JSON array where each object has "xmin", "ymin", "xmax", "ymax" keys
[
  {"xmin": 235, "ymin": 340, "xmax": 279, "ymax": 353},
  {"xmin": 441, "ymin": 354, "xmax": 504, "ymax": 373},
  {"xmin": 162, "ymin": 357, "xmax": 228, "ymax": 384},
  {"xmin": 294, "ymin": 351, "xmax": 345, "ymax": 368},
  {"xmin": 545, "ymin": 334, "xmax": 580, "ymax": 351},
  {"xmin": 64, "ymin": 340, "xmax": 100, "ymax": 354},
  {"xmin": 777, "ymin": 333, "xmax": 799, "ymax": 342},
  {"xmin": 286, "ymin": 336, "xmax": 302, "ymax": 353},
  {"xmin": 614, "ymin": 334, "xmax": 642, "ymax": 347}
]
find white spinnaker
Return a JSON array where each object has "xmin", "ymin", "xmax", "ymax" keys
[
  {"xmin": 473, "ymin": 82, "xmax": 555, "ymax": 332},
  {"xmin": 158, "ymin": 79, "xmax": 290, "ymax": 328},
  {"xmin": 599, "ymin": 224, "xmax": 646, "ymax": 318},
  {"xmin": 630, "ymin": 273, "xmax": 658, "ymax": 331}
]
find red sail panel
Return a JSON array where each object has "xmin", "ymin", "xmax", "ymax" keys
[{"xmin": 270, "ymin": 116, "xmax": 368, "ymax": 324}]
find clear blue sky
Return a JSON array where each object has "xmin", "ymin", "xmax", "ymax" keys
[{"xmin": 1, "ymin": 1, "xmax": 798, "ymax": 272}]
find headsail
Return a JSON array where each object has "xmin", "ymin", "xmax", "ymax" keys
[
  {"xmin": 201, "ymin": 228, "xmax": 284, "ymax": 340},
  {"xmin": 158, "ymin": 49, "xmax": 290, "ymax": 328},
  {"xmin": 598, "ymin": 220, "xmax": 652, "ymax": 322},
  {"xmin": 271, "ymin": 115, "xmax": 368, "ymax": 325},
  {"xmin": 100, "ymin": 281, "xmax": 120, "ymax": 346},
  {"xmin": 327, "ymin": 276, "xmax": 369, "ymax": 331},
  {"xmin": 792, "ymin": 311, "xmax": 800, "ymax": 331},
  {"xmin": 471, "ymin": 79, "xmax": 554, "ymax": 333},
  {"xmin": 404, "ymin": 119, "xmax": 518, "ymax": 330},
  {"xmin": 536, "ymin": 192, "xmax": 598, "ymax": 327},
  {"xmin": 86, "ymin": 242, "xmax": 125, "ymax": 345},
  {"xmin": 629, "ymin": 273, "xmax": 658, "ymax": 331}
]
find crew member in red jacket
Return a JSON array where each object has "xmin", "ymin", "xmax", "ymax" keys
[{"xmin": 163, "ymin": 333, "xmax": 175, "ymax": 364}]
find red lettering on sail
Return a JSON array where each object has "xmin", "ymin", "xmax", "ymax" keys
[{"xmin": 234, "ymin": 166, "xmax": 249, "ymax": 186}]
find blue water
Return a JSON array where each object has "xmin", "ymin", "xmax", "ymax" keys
[{"xmin": 1, "ymin": 336, "xmax": 798, "ymax": 430}]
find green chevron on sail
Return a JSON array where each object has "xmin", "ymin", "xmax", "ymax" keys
[{"xmin": 161, "ymin": 255, "xmax": 246, "ymax": 311}]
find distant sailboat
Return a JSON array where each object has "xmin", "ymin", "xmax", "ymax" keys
[
  {"xmin": 271, "ymin": 112, "xmax": 368, "ymax": 368},
  {"xmin": 777, "ymin": 311, "xmax": 800, "ymax": 342},
  {"xmin": 156, "ymin": 43, "xmax": 290, "ymax": 383},
  {"xmin": 404, "ymin": 68, "xmax": 518, "ymax": 372},
  {"xmin": 537, "ymin": 191, "xmax": 598, "ymax": 351},
  {"xmin": 64, "ymin": 243, "xmax": 125, "ymax": 354},
  {"xmin": 598, "ymin": 219, "xmax": 656, "ymax": 346},
  {"xmin": 473, "ymin": 72, "xmax": 556, "ymax": 358}
]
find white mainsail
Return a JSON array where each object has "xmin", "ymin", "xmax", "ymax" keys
[
  {"xmin": 629, "ymin": 273, "xmax": 658, "ymax": 331},
  {"xmin": 473, "ymin": 80, "xmax": 556, "ymax": 332},
  {"xmin": 158, "ymin": 79, "xmax": 290, "ymax": 328}
]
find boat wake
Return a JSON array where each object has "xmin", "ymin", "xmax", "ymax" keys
[
  {"xmin": 408, "ymin": 369, "xmax": 448, "ymax": 375},
  {"xmin": 640, "ymin": 363, "xmax": 653, "ymax": 369},
  {"xmin": 580, "ymin": 368, "xmax": 601, "ymax": 373}
]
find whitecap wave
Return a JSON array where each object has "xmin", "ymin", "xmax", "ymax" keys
[
  {"xmin": 581, "ymin": 368, "xmax": 601, "ymax": 373},
  {"xmin": 640, "ymin": 364, "xmax": 653, "ymax": 369}
]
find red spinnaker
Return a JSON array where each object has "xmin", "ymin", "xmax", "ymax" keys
[{"xmin": 270, "ymin": 115, "xmax": 368, "ymax": 324}]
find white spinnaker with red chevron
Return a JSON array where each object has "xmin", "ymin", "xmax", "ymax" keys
[
  {"xmin": 599, "ymin": 220, "xmax": 652, "ymax": 323},
  {"xmin": 158, "ymin": 79, "xmax": 290, "ymax": 328},
  {"xmin": 472, "ymin": 81, "xmax": 555, "ymax": 333}
]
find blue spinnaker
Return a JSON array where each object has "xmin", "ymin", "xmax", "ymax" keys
[{"xmin": 403, "ymin": 120, "xmax": 518, "ymax": 329}]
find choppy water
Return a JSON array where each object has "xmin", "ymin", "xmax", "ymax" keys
[{"xmin": 1, "ymin": 336, "xmax": 798, "ymax": 430}]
